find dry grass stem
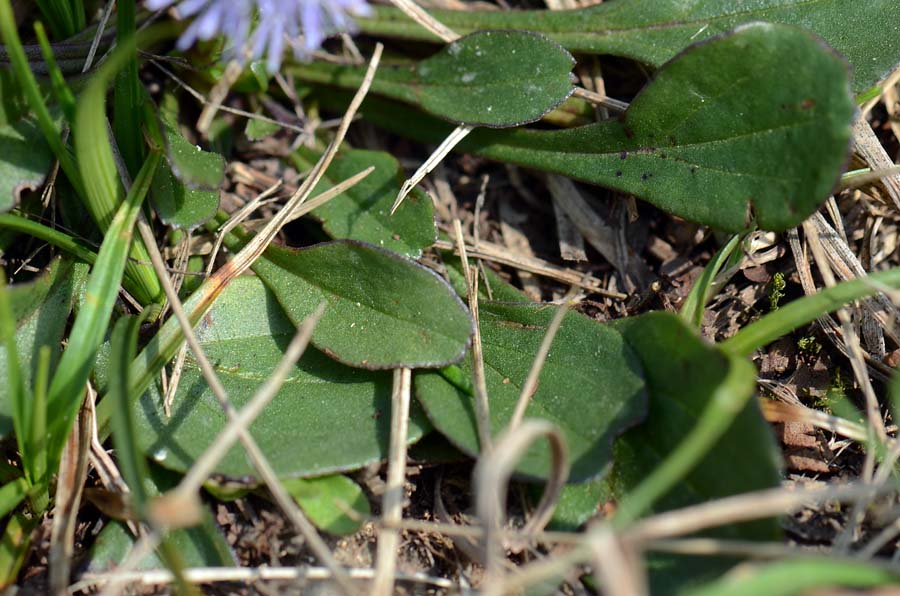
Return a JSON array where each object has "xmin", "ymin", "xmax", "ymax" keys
[
  {"xmin": 802, "ymin": 220, "xmax": 887, "ymax": 444},
  {"xmin": 626, "ymin": 483, "xmax": 892, "ymax": 544},
  {"xmin": 197, "ymin": 59, "xmax": 244, "ymax": 135},
  {"xmin": 393, "ymin": 124, "xmax": 474, "ymax": 214},
  {"xmin": 433, "ymin": 238, "xmax": 627, "ymax": 299},
  {"xmin": 50, "ymin": 402, "xmax": 91, "ymax": 594},
  {"xmin": 73, "ymin": 565, "xmax": 455, "ymax": 592},
  {"xmin": 373, "ymin": 367, "xmax": 413, "ymax": 596},
  {"xmin": 168, "ymin": 304, "xmax": 325, "ymax": 499},
  {"xmin": 571, "ymin": 86, "xmax": 629, "ymax": 112},
  {"xmin": 507, "ymin": 287, "xmax": 577, "ymax": 432},
  {"xmin": 151, "ymin": 60, "xmax": 311, "ymax": 136},
  {"xmin": 589, "ymin": 526, "xmax": 647, "ymax": 596},
  {"xmin": 388, "ymin": 0, "xmax": 460, "ymax": 42},
  {"xmin": 475, "ymin": 419, "xmax": 569, "ymax": 596},
  {"xmin": 454, "ymin": 219, "xmax": 493, "ymax": 452}
]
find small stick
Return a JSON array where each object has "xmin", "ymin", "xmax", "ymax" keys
[
  {"xmin": 392, "ymin": 124, "xmax": 473, "ymax": 214},
  {"xmin": 507, "ymin": 287, "xmax": 577, "ymax": 432},
  {"xmin": 72, "ymin": 565, "xmax": 455, "ymax": 592},
  {"xmin": 372, "ymin": 368, "xmax": 413, "ymax": 596},
  {"xmin": 454, "ymin": 219, "xmax": 493, "ymax": 452},
  {"xmin": 388, "ymin": 0, "xmax": 459, "ymax": 42}
]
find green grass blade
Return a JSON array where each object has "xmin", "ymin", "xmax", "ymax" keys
[
  {"xmin": 28, "ymin": 346, "xmax": 50, "ymax": 495},
  {"xmin": 680, "ymin": 234, "xmax": 743, "ymax": 329},
  {"xmin": 34, "ymin": 0, "xmax": 75, "ymax": 40},
  {"xmin": 74, "ymin": 32, "xmax": 163, "ymax": 305},
  {"xmin": 113, "ymin": 0, "xmax": 143, "ymax": 177},
  {"xmin": 108, "ymin": 314, "xmax": 150, "ymax": 512},
  {"xmin": 0, "ymin": 479, "xmax": 27, "ymax": 519},
  {"xmin": 45, "ymin": 152, "xmax": 161, "ymax": 470},
  {"xmin": 34, "ymin": 22, "xmax": 77, "ymax": 126},
  {"xmin": 0, "ymin": 510, "xmax": 39, "ymax": 588},
  {"xmin": 0, "ymin": 214, "xmax": 97, "ymax": 265},
  {"xmin": 721, "ymin": 267, "xmax": 900, "ymax": 357},
  {"xmin": 0, "ymin": 272, "xmax": 31, "ymax": 482}
]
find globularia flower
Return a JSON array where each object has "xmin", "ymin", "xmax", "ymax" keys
[{"xmin": 146, "ymin": 0, "xmax": 372, "ymax": 71}]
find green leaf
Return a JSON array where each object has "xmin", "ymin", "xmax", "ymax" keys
[
  {"xmin": 0, "ymin": 117, "xmax": 56, "ymax": 212},
  {"xmin": 150, "ymin": 162, "xmax": 220, "ymax": 230},
  {"xmin": 248, "ymin": 240, "xmax": 474, "ymax": 369},
  {"xmin": 533, "ymin": 477, "xmax": 611, "ymax": 531},
  {"xmin": 46, "ymin": 153, "xmax": 160, "ymax": 471},
  {"xmin": 245, "ymin": 115, "xmax": 281, "ymax": 140},
  {"xmin": 415, "ymin": 30, "xmax": 575, "ymax": 127},
  {"xmin": 360, "ymin": 0, "xmax": 900, "ymax": 93},
  {"xmin": 0, "ymin": 259, "xmax": 85, "ymax": 437},
  {"xmin": 86, "ymin": 466, "xmax": 235, "ymax": 572},
  {"xmin": 295, "ymin": 148, "xmax": 436, "ymax": 258},
  {"xmin": 609, "ymin": 312, "xmax": 780, "ymax": 527},
  {"xmin": 308, "ymin": 24, "xmax": 855, "ymax": 232},
  {"xmin": 416, "ymin": 302, "xmax": 647, "ymax": 481},
  {"xmin": 609, "ymin": 312, "xmax": 781, "ymax": 594},
  {"xmin": 683, "ymin": 557, "xmax": 900, "ymax": 596},
  {"xmin": 132, "ymin": 275, "xmax": 431, "ymax": 478},
  {"xmin": 161, "ymin": 117, "xmax": 225, "ymax": 191},
  {"xmin": 282, "ymin": 475, "xmax": 370, "ymax": 535},
  {"xmin": 304, "ymin": 31, "xmax": 574, "ymax": 127},
  {"xmin": 0, "ymin": 479, "xmax": 28, "ymax": 520},
  {"xmin": 109, "ymin": 315, "xmax": 152, "ymax": 512}
]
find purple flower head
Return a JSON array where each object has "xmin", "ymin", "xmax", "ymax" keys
[{"xmin": 146, "ymin": 0, "xmax": 372, "ymax": 71}]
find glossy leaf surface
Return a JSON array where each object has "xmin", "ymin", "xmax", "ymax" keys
[
  {"xmin": 150, "ymin": 162, "xmax": 220, "ymax": 230},
  {"xmin": 416, "ymin": 30, "xmax": 575, "ymax": 127},
  {"xmin": 161, "ymin": 117, "xmax": 225, "ymax": 191}
]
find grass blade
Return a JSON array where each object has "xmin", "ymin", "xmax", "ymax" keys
[
  {"xmin": 108, "ymin": 314, "xmax": 150, "ymax": 512},
  {"xmin": 45, "ymin": 152, "xmax": 161, "ymax": 471}
]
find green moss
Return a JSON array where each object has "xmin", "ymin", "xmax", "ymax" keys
[{"xmin": 769, "ymin": 272, "xmax": 786, "ymax": 311}]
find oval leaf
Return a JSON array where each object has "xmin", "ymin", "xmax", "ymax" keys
[
  {"xmin": 416, "ymin": 30, "xmax": 575, "ymax": 127},
  {"xmin": 416, "ymin": 302, "xmax": 647, "ymax": 481},
  {"xmin": 132, "ymin": 276, "xmax": 431, "ymax": 479},
  {"xmin": 251, "ymin": 240, "xmax": 473, "ymax": 369},
  {"xmin": 304, "ymin": 24, "xmax": 855, "ymax": 231},
  {"xmin": 283, "ymin": 475, "xmax": 370, "ymax": 535}
]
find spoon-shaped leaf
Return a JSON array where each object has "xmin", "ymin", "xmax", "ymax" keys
[
  {"xmin": 415, "ymin": 301, "xmax": 647, "ymax": 481},
  {"xmin": 305, "ymin": 23, "xmax": 855, "ymax": 232},
  {"xmin": 131, "ymin": 276, "xmax": 431, "ymax": 478},
  {"xmin": 243, "ymin": 239, "xmax": 474, "ymax": 369},
  {"xmin": 359, "ymin": 0, "xmax": 900, "ymax": 93},
  {"xmin": 415, "ymin": 30, "xmax": 575, "ymax": 127}
]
